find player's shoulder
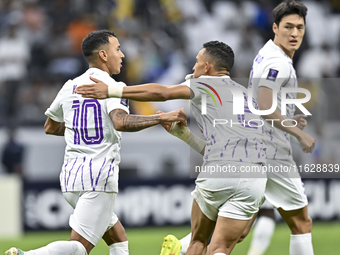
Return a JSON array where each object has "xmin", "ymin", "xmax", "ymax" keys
[{"xmin": 259, "ymin": 41, "xmax": 290, "ymax": 63}]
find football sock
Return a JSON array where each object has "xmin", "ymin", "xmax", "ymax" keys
[
  {"xmin": 213, "ymin": 253, "xmax": 226, "ymax": 255},
  {"xmin": 247, "ymin": 216, "xmax": 275, "ymax": 255},
  {"xmin": 24, "ymin": 241, "xmax": 87, "ymax": 255},
  {"xmin": 290, "ymin": 233, "xmax": 314, "ymax": 255},
  {"xmin": 109, "ymin": 241, "xmax": 129, "ymax": 255},
  {"xmin": 180, "ymin": 233, "xmax": 191, "ymax": 255}
]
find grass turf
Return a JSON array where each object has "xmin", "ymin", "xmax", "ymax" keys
[{"xmin": 1, "ymin": 222, "xmax": 339, "ymax": 254}]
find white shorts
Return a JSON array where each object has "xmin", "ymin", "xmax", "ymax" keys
[
  {"xmin": 265, "ymin": 158, "xmax": 308, "ymax": 211},
  {"xmin": 63, "ymin": 191, "xmax": 119, "ymax": 246},
  {"xmin": 192, "ymin": 162, "xmax": 266, "ymax": 221},
  {"xmin": 260, "ymin": 198, "xmax": 274, "ymax": 209}
]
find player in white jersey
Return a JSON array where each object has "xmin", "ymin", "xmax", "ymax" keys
[
  {"xmin": 244, "ymin": 1, "xmax": 316, "ymax": 255},
  {"xmin": 5, "ymin": 30, "xmax": 187, "ymax": 255},
  {"xmin": 75, "ymin": 41, "xmax": 267, "ymax": 255}
]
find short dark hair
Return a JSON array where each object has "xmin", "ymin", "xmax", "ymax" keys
[
  {"xmin": 202, "ymin": 41, "xmax": 234, "ymax": 73},
  {"xmin": 273, "ymin": 0, "xmax": 308, "ymax": 26},
  {"xmin": 81, "ymin": 30, "xmax": 117, "ymax": 61}
]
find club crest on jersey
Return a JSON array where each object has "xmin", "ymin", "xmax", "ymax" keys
[{"xmin": 266, "ymin": 69, "xmax": 279, "ymax": 82}]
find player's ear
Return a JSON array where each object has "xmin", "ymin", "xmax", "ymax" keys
[
  {"xmin": 205, "ymin": 62, "xmax": 210, "ymax": 73},
  {"xmin": 99, "ymin": 50, "xmax": 108, "ymax": 62},
  {"xmin": 272, "ymin": 22, "xmax": 278, "ymax": 34}
]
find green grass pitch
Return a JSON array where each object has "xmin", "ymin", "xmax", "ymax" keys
[{"xmin": 1, "ymin": 222, "xmax": 339, "ymax": 254}]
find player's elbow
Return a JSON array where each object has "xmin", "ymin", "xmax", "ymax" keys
[
  {"xmin": 44, "ymin": 120, "xmax": 53, "ymax": 134},
  {"xmin": 113, "ymin": 122, "xmax": 124, "ymax": 131}
]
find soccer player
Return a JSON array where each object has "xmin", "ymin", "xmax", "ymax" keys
[
  {"xmin": 75, "ymin": 41, "xmax": 268, "ymax": 255},
  {"xmin": 245, "ymin": 1, "xmax": 315, "ymax": 255},
  {"xmin": 5, "ymin": 30, "xmax": 187, "ymax": 255}
]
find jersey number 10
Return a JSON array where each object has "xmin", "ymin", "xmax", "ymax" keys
[{"xmin": 72, "ymin": 99, "xmax": 104, "ymax": 145}]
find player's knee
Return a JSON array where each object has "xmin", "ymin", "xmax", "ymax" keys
[
  {"xmin": 290, "ymin": 215, "xmax": 313, "ymax": 234},
  {"xmin": 298, "ymin": 215, "xmax": 312, "ymax": 233},
  {"xmin": 305, "ymin": 216, "xmax": 313, "ymax": 232},
  {"xmin": 238, "ymin": 224, "xmax": 252, "ymax": 243},
  {"xmin": 238, "ymin": 231, "xmax": 249, "ymax": 243}
]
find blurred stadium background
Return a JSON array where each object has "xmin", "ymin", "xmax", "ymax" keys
[{"xmin": 0, "ymin": 0, "xmax": 340, "ymax": 254}]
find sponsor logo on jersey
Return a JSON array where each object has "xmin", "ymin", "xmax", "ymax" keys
[{"xmin": 197, "ymin": 82, "xmax": 222, "ymax": 106}]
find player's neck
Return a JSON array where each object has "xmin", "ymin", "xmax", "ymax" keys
[
  {"xmin": 88, "ymin": 63, "xmax": 111, "ymax": 76},
  {"xmin": 208, "ymin": 70, "xmax": 230, "ymax": 77},
  {"xmin": 273, "ymin": 39, "xmax": 295, "ymax": 59}
]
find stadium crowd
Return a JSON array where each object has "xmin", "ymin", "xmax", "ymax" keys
[{"xmin": 0, "ymin": 0, "xmax": 339, "ymax": 125}]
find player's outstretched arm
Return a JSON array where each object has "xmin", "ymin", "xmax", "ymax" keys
[
  {"xmin": 156, "ymin": 110, "xmax": 206, "ymax": 155},
  {"xmin": 44, "ymin": 117, "xmax": 65, "ymax": 136},
  {"xmin": 75, "ymin": 76, "xmax": 191, "ymax": 101},
  {"xmin": 109, "ymin": 109, "xmax": 187, "ymax": 132}
]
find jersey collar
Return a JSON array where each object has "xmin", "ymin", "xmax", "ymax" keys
[
  {"xmin": 198, "ymin": 75, "xmax": 230, "ymax": 79},
  {"xmin": 86, "ymin": 67, "xmax": 111, "ymax": 78},
  {"xmin": 267, "ymin": 40, "xmax": 293, "ymax": 64}
]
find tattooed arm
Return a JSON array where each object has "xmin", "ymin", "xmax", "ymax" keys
[
  {"xmin": 44, "ymin": 117, "xmax": 65, "ymax": 136},
  {"xmin": 110, "ymin": 109, "xmax": 187, "ymax": 132}
]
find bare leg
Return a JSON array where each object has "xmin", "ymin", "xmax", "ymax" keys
[
  {"xmin": 279, "ymin": 206, "xmax": 314, "ymax": 255},
  {"xmin": 207, "ymin": 216, "xmax": 249, "ymax": 255},
  {"xmin": 186, "ymin": 200, "xmax": 215, "ymax": 255},
  {"xmin": 102, "ymin": 220, "xmax": 128, "ymax": 245},
  {"xmin": 70, "ymin": 230, "xmax": 94, "ymax": 254},
  {"xmin": 238, "ymin": 212, "xmax": 258, "ymax": 243},
  {"xmin": 278, "ymin": 206, "xmax": 312, "ymax": 234}
]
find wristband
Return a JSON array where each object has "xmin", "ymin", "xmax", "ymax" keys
[
  {"xmin": 169, "ymin": 122, "xmax": 205, "ymax": 154},
  {"xmin": 108, "ymin": 83, "xmax": 123, "ymax": 98}
]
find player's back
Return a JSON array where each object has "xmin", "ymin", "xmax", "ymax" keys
[{"xmin": 188, "ymin": 76, "xmax": 266, "ymax": 164}]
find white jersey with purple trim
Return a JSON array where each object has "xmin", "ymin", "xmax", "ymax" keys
[
  {"xmin": 249, "ymin": 40, "xmax": 297, "ymax": 160},
  {"xmin": 45, "ymin": 68, "xmax": 129, "ymax": 193},
  {"xmin": 183, "ymin": 76, "xmax": 266, "ymax": 164}
]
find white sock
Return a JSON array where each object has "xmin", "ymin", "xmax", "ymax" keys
[
  {"xmin": 109, "ymin": 241, "xmax": 129, "ymax": 255},
  {"xmin": 25, "ymin": 241, "xmax": 87, "ymax": 255},
  {"xmin": 247, "ymin": 216, "xmax": 275, "ymax": 255},
  {"xmin": 290, "ymin": 233, "xmax": 314, "ymax": 255},
  {"xmin": 213, "ymin": 253, "xmax": 227, "ymax": 255},
  {"xmin": 179, "ymin": 233, "xmax": 191, "ymax": 255}
]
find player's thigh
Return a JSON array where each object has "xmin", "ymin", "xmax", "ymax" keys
[
  {"xmin": 190, "ymin": 199, "xmax": 216, "ymax": 245},
  {"xmin": 208, "ymin": 216, "xmax": 250, "ymax": 254},
  {"xmin": 63, "ymin": 191, "xmax": 116, "ymax": 246},
  {"xmin": 265, "ymin": 158, "xmax": 308, "ymax": 211}
]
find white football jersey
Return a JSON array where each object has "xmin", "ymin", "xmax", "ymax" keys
[
  {"xmin": 249, "ymin": 40, "xmax": 297, "ymax": 160},
  {"xmin": 184, "ymin": 76, "xmax": 266, "ymax": 164},
  {"xmin": 45, "ymin": 68, "xmax": 129, "ymax": 193}
]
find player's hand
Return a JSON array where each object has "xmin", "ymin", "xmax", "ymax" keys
[
  {"xmin": 75, "ymin": 76, "xmax": 109, "ymax": 99},
  {"xmin": 156, "ymin": 110, "xmax": 172, "ymax": 132},
  {"xmin": 293, "ymin": 114, "xmax": 307, "ymax": 130},
  {"xmin": 156, "ymin": 108, "xmax": 187, "ymax": 132},
  {"xmin": 296, "ymin": 132, "xmax": 315, "ymax": 153}
]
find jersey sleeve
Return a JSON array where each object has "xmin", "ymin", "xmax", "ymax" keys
[
  {"xmin": 44, "ymin": 82, "xmax": 68, "ymax": 122},
  {"xmin": 258, "ymin": 56, "xmax": 291, "ymax": 90},
  {"xmin": 106, "ymin": 81, "xmax": 130, "ymax": 114},
  {"xmin": 181, "ymin": 79, "xmax": 202, "ymax": 100}
]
